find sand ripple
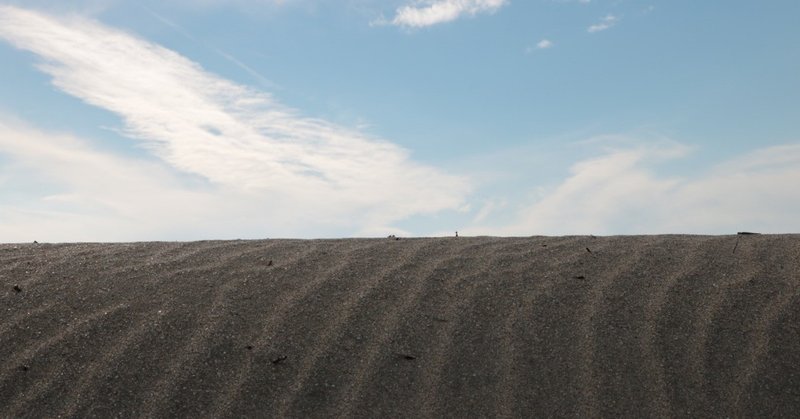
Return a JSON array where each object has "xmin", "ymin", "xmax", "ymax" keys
[{"xmin": 1, "ymin": 235, "xmax": 799, "ymax": 417}]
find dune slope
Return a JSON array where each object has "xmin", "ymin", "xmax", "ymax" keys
[{"xmin": 1, "ymin": 235, "xmax": 799, "ymax": 417}]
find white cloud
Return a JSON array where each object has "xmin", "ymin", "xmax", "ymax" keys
[
  {"xmin": 587, "ymin": 14, "xmax": 617, "ymax": 33},
  {"xmin": 385, "ymin": 0, "xmax": 508, "ymax": 28},
  {"xmin": 526, "ymin": 39, "xmax": 553, "ymax": 54},
  {"xmin": 0, "ymin": 5, "xmax": 469, "ymax": 241},
  {"xmin": 0, "ymin": 118, "xmax": 219, "ymax": 241},
  {"xmin": 472, "ymin": 198, "xmax": 506, "ymax": 223},
  {"xmin": 463, "ymin": 141, "xmax": 800, "ymax": 235}
]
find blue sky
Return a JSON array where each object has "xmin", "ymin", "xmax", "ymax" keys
[{"xmin": 1, "ymin": 0, "xmax": 799, "ymax": 241}]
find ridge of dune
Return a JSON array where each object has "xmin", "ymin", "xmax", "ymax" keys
[{"xmin": 1, "ymin": 235, "xmax": 799, "ymax": 417}]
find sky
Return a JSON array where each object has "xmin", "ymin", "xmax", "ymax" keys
[{"xmin": 0, "ymin": 0, "xmax": 799, "ymax": 241}]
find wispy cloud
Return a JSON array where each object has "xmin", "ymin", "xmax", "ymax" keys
[
  {"xmin": 142, "ymin": 5, "xmax": 278, "ymax": 89},
  {"xmin": 526, "ymin": 39, "xmax": 553, "ymax": 54},
  {"xmin": 161, "ymin": 0, "xmax": 297, "ymax": 11},
  {"xmin": 0, "ymin": 0, "xmax": 116, "ymax": 15},
  {"xmin": 464, "ymin": 141, "xmax": 800, "ymax": 235},
  {"xmin": 587, "ymin": 14, "xmax": 617, "ymax": 33},
  {"xmin": 0, "ymin": 117, "xmax": 220, "ymax": 241},
  {"xmin": 0, "ymin": 5, "xmax": 469, "ymax": 240},
  {"xmin": 382, "ymin": 0, "xmax": 508, "ymax": 28}
]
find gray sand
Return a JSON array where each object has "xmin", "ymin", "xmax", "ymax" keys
[{"xmin": 1, "ymin": 235, "xmax": 799, "ymax": 417}]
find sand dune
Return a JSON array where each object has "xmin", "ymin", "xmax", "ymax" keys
[{"xmin": 1, "ymin": 235, "xmax": 799, "ymax": 417}]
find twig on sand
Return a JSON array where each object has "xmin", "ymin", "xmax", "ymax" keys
[
  {"xmin": 734, "ymin": 232, "xmax": 759, "ymax": 253},
  {"xmin": 426, "ymin": 314, "xmax": 449, "ymax": 323}
]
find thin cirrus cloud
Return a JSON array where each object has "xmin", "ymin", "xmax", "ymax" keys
[
  {"xmin": 587, "ymin": 14, "xmax": 617, "ymax": 33},
  {"xmin": 463, "ymin": 141, "xmax": 800, "ymax": 236},
  {"xmin": 0, "ymin": 5, "xmax": 469, "ymax": 240},
  {"xmin": 385, "ymin": 0, "xmax": 509, "ymax": 28}
]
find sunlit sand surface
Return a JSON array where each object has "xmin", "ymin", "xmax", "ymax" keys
[{"xmin": 1, "ymin": 235, "xmax": 799, "ymax": 417}]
